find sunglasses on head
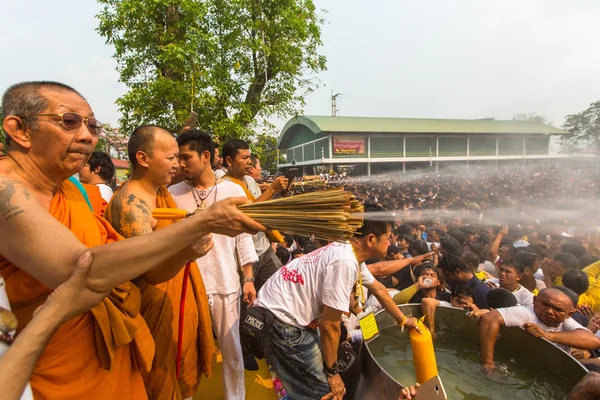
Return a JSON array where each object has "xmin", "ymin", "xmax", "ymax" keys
[{"xmin": 20, "ymin": 112, "xmax": 103, "ymax": 135}]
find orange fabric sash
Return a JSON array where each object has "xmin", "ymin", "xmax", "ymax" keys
[{"xmin": 223, "ymin": 174, "xmax": 256, "ymax": 201}]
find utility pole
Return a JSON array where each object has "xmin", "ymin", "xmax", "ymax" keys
[{"xmin": 331, "ymin": 91, "xmax": 341, "ymax": 117}]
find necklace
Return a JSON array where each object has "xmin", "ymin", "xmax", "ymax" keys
[{"xmin": 190, "ymin": 179, "xmax": 218, "ymax": 210}]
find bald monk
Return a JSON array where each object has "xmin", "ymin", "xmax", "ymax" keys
[
  {"xmin": 105, "ymin": 125, "xmax": 213, "ymax": 400},
  {"xmin": 0, "ymin": 81, "xmax": 264, "ymax": 399}
]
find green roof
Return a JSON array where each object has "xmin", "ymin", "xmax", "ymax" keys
[{"xmin": 278, "ymin": 115, "xmax": 567, "ymax": 149}]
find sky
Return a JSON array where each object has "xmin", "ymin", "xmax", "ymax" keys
[{"xmin": 2, "ymin": 0, "xmax": 600, "ymax": 135}]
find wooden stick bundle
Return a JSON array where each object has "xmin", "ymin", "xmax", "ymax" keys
[{"xmin": 238, "ymin": 188, "xmax": 363, "ymax": 241}]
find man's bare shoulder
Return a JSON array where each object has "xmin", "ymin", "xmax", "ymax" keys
[
  {"xmin": 0, "ymin": 175, "xmax": 32, "ymax": 221},
  {"xmin": 108, "ymin": 186, "xmax": 153, "ymax": 238}
]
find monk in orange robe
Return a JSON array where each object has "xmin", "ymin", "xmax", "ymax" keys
[
  {"xmin": 0, "ymin": 82, "xmax": 263, "ymax": 399},
  {"xmin": 105, "ymin": 125, "xmax": 214, "ymax": 400},
  {"xmin": 81, "ymin": 181, "xmax": 108, "ymax": 215}
]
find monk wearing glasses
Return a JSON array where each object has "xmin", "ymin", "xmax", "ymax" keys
[{"xmin": 0, "ymin": 81, "xmax": 264, "ymax": 399}]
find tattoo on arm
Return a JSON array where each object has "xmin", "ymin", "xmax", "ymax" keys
[
  {"xmin": 0, "ymin": 177, "xmax": 28, "ymax": 221},
  {"xmin": 109, "ymin": 190, "xmax": 153, "ymax": 238}
]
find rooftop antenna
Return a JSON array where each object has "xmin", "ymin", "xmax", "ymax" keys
[{"xmin": 331, "ymin": 91, "xmax": 341, "ymax": 116}]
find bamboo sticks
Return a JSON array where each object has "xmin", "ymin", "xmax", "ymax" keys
[{"xmin": 237, "ymin": 188, "xmax": 364, "ymax": 241}]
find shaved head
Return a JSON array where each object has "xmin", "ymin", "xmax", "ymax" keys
[{"xmin": 128, "ymin": 125, "xmax": 172, "ymax": 171}]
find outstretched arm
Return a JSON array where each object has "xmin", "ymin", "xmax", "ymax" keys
[{"xmin": 0, "ymin": 176, "xmax": 263, "ymax": 292}]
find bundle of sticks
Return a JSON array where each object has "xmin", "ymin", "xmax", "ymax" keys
[
  {"xmin": 238, "ymin": 188, "xmax": 364, "ymax": 242},
  {"xmin": 291, "ymin": 179, "xmax": 327, "ymax": 188}
]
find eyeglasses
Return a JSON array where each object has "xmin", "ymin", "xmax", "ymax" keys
[{"xmin": 20, "ymin": 112, "xmax": 103, "ymax": 135}]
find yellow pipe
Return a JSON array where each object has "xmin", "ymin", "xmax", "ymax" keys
[
  {"xmin": 152, "ymin": 208, "xmax": 193, "ymax": 220},
  {"xmin": 409, "ymin": 317, "xmax": 438, "ymax": 384}
]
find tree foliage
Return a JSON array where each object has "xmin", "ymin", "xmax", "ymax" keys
[
  {"xmin": 96, "ymin": 0, "xmax": 326, "ymax": 143},
  {"xmin": 560, "ymin": 102, "xmax": 600, "ymax": 153},
  {"xmin": 251, "ymin": 132, "xmax": 282, "ymax": 173},
  {"xmin": 513, "ymin": 112, "xmax": 553, "ymax": 126},
  {"xmin": 95, "ymin": 124, "xmax": 130, "ymax": 159}
]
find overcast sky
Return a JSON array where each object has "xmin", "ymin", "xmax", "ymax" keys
[{"xmin": 2, "ymin": 0, "xmax": 600, "ymax": 133}]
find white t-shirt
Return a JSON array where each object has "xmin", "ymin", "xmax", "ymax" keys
[
  {"xmin": 534, "ymin": 268, "xmax": 545, "ymax": 281},
  {"xmin": 365, "ymin": 289, "xmax": 400, "ymax": 313},
  {"xmin": 497, "ymin": 305, "xmax": 587, "ymax": 352},
  {"xmin": 169, "ymin": 180, "xmax": 258, "ymax": 295},
  {"xmin": 96, "ymin": 183, "xmax": 113, "ymax": 203},
  {"xmin": 487, "ymin": 279, "xmax": 534, "ymax": 307},
  {"xmin": 479, "ymin": 261, "xmax": 498, "ymax": 278},
  {"xmin": 214, "ymin": 168, "xmax": 227, "ymax": 179},
  {"xmin": 254, "ymin": 242, "xmax": 375, "ymax": 327}
]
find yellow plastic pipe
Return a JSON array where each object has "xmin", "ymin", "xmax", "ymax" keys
[
  {"xmin": 152, "ymin": 208, "xmax": 193, "ymax": 220},
  {"xmin": 409, "ymin": 316, "xmax": 438, "ymax": 384},
  {"xmin": 152, "ymin": 209, "xmax": 284, "ymax": 244}
]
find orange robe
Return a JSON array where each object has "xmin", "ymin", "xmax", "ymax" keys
[
  {"xmin": 0, "ymin": 180, "xmax": 153, "ymax": 400},
  {"xmin": 105, "ymin": 185, "xmax": 214, "ymax": 399},
  {"xmin": 81, "ymin": 182, "xmax": 108, "ymax": 216}
]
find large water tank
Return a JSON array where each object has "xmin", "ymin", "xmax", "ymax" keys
[{"xmin": 354, "ymin": 304, "xmax": 588, "ymax": 399}]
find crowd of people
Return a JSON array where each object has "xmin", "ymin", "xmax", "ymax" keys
[{"xmin": 1, "ymin": 80, "xmax": 600, "ymax": 400}]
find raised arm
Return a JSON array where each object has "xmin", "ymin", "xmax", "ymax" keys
[
  {"xmin": 0, "ymin": 176, "xmax": 263, "ymax": 292},
  {"xmin": 367, "ymin": 252, "xmax": 433, "ymax": 277},
  {"xmin": 487, "ymin": 226, "xmax": 507, "ymax": 262}
]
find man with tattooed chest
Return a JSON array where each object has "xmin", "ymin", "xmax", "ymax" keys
[
  {"xmin": 105, "ymin": 125, "xmax": 215, "ymax": 400},
  {"xmin": 0, "ymin": 81, "xmax": 264, "ymax": 399}
]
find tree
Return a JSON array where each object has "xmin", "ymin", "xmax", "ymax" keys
[
  {"xmin": 513, "ymin": 112, "xmax": 553, "ymax": 126},
  {"xmin": 96, "ymin": 0, "xmax": 326, "ymax": 143},
  {"xmin": 95, "ymin": 124, "xmax": 130, "ymax": 159},
  {"xmin": 251, "ymin": 131, "xmax": 282, "ymax": 173},
  {"xmin": 560, "ymin": 102, "xmax": 600, "ymax": 154}
]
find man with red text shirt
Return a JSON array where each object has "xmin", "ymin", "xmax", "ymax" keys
[{"xmin": 253, "ymin": 206, "xmax": 417, "ymax": 400}]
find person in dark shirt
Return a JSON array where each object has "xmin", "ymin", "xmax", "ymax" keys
[
  {"xmin": 393, "ymin": 240, "xmax": 430, "ymax": 290},
  {"xmin": 409, "ymin": 264, "xmax": 451, "ymax": 303},
  {"xmin": 439, "ymin": 254, "xmax": 490, "ymax": 309}
]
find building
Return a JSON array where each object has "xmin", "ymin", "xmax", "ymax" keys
[
  {"xmin": 112, "ymin": 158, "xmax": 129, "ymax": 185},
  {"xmin": 276, "ymin": 116, "xmax": 569, "ymax": 175}
]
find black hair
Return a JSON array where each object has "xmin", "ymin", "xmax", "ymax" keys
[
  {"xmin": 561, "ymin": 242, "xmax": 587, "ymax": 259},
  {"xmin": 283, "ymin": 234, "xmax": 295, "ymax": 248},
  {"xmin": 249, "ymin": 154, "xmax": 260, "ymax": 167},
  {"xmin": 413, "ymin": 264, "xmax": 439, "ymax": 278},
  {"xmin": 176, "ymin": 129, "xmax": 215, "ymax": 165},
  {"xmin": 221, "ymin": 138, "xmax": 249, "ymax": 168},
  {"xmin": 553, "ymin": 252, "xmax": 579, "ymax": 270},
  {"xmin": 550, "ymin": 286, "xmax": 579, "ymax": 308},
  {"xmin": 477, "ymin": 232, "xmax": 490, "ymax": 246},
  {"xmin": 397, "ymin": 234, "xmax": 414, "ymax": 245},
  {"xmin": 355, "ymin": 203, "xmax": 394, "ymax": 238},
  {"xmin": 408, "ymin": 240, "xmax": 429, "ymax": 256},
  {"xmin": 501, "ymin": 261, "xmax": 526, "ymax": 275},
  {"xmin": 486, "ymin": 288, "xmax": 518, "ymax": 309},
  {"xmin": 562, "ymin": 270, "xmax": 590, "ymax": 296},
  {"xmin": 396, "ymin": 224, "xmax": 413, "ymax": 236},
  {"xmin": 291, "ymin": 249, "xmax": 304, "ymax": 258},
  {"xmin": 438, "ymin": 254, "xmax": 470, "ymax": 273},
  {"xmin": 302, "ymin": 242, "xmax": 317, "ymax": 254},
  {"xmin": 449, "ymin": 230, "xmax": 466, "ymax": 247},
  {"xmin": 128, "ymin": 124, "xmax": 171, "ymax": 171},
  {"xmin": 452, "ymin": 285, "xmax": 476, "ymax": 300},
  {"xmin": 87, "ymin": 151, "xmax": 115, "ymax": 182},
  {"xmin": 275, "ymin": 246, "xmax": 290, "ymax": 265},
  {"xmin": 387, "ymin": 244, "xmax": 400, "ymax": 256},
  {"xmin": 529, "ymin": 243, "xmax": 550, "ymax": 259},
  {"xmin": 460, "ymin": 250, "xmax": 480, "ymax": 272},
  {"xmin": 579, "ymin": 255, "xmax": 600, "ymax": 269},
  {"xmin": 514, "ymin": 250, "xmax": 539, "ymax": 269},
  {"xmin": 440, "ymin": 236, "xmax": 462, "ymax": 256}
]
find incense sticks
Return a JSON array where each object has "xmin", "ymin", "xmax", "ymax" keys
[{"xmin": 237, "ymin": 188, "xmax": 364, "ymax": 241}]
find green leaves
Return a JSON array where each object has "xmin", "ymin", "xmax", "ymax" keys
[
  {"xmin": 561, "ymin": 101, "xmax": 600, "ymax": 154},
  {"xmin": 96, "ymin": 0, "xmax": 326, "ymax": 145}
]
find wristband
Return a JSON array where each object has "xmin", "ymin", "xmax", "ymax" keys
[
  {"xmin": 398, "ymin": 315, "xmax": 407, "ymax": 327},
  {"xmin": 243, "ymin": 277, "xmax": 255, "ymax": 283}
]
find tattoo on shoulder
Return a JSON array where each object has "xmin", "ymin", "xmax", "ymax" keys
[
  {"xmin": 110, "ymin": 189, "xmax": 153, "ymax": 238},
  {"xmin": 0, "ymin": 176, "xmax": 27, "ymax": 221}
]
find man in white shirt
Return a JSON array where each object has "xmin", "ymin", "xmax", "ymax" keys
[
  {"xmin": 253, "ymin": 206, "xmax": 419, "ymax": 400},
  {"xmin": 219, "ymin": 139, "xmax": 288, "ymax": 291},
  {"xmin": 78, "ymin": 151, "xmax": 114, "ymax": 202},
  {"xmin": 488, "ymin": 262, "xmax": 534, "ymax": 307},
  {"xmin": 479, "ymin": 287, "xmax": 600, "ymax": 376},
  {"xmin": 169, "ymin": 130, "xmax": 259, "ymax": 400}
]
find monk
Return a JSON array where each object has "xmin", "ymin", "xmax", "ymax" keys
[
  {"xmin": 0, "ymin": 81, "xmax": 264, "ymax": 399},
  {"xmin": 105, "ymin": 125, "xmax": 214, "ymax": 400}
]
